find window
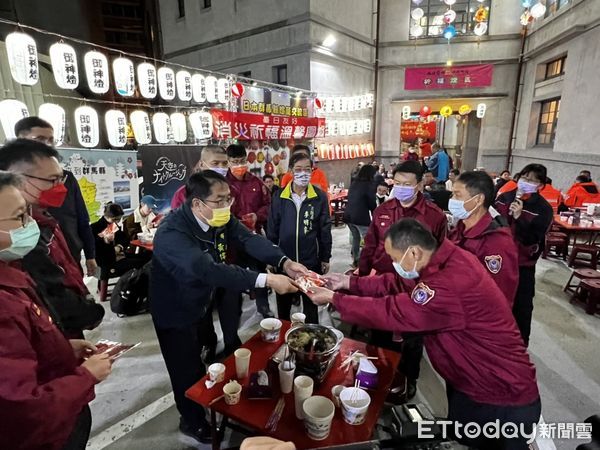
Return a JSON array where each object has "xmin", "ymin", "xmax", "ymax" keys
[
  {"xmin": 273, "ymin": 64, "xmax": 287, "ymax": 85},
  {"xmin": 411, "ymin": 0, "xmax": 491, "ymax": 39},
  {"xmin": 238, "ymin": 71, "xmax": 252, "ymax": 78},
  {"xmin": 177, "ymin": 0, "xmax": 185, "ymax": 18},
  {"xmin": 536, "ymin": 98, "xmax": 560, "ymax": 146},
  {"xmin": 545, "ymin": 56, "xmax": 566, "ymax": 79},
  {"xmin": 202, "ymin": 0, "xmax": 211, "ymax": 8}
]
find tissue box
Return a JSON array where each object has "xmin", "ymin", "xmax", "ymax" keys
[{"xmin": 355, "ymin": 357, "xmax": 379, "ymax": 389}]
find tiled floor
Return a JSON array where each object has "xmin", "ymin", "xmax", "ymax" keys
[{"xmin": 84, "ymin": 227, "xmax": 600, "ymax": 450}]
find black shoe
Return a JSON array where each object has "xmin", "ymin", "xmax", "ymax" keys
[
  {"xmin": 406, "ymin": 379, "xmax": 417, "ymax": 400},
  {"xmin": 179, "ymin": 419, "xmax": 212, "ymax": 444},
  {"xmin": 258, "ymin": 305, "xmax": 274, "ymax": 318}
]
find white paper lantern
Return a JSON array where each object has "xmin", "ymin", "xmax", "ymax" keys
[
  {"xmin": 5, "ymin": 32, "xmax": 39, "ymax": 86},
  {"xmin": 137, "ymin": 62, "xmax": 157, "ymax": 99},
  {"xmin": 411, "ymin": 8, "xmax": 424, "ymax": 20},
  {"xmin": 365, "ymin": 93, "xmax": 374, "ymax": 108},
  {"xmin": 339, "ymin": 120, "xmax": 347, "ymax": 136},
  {"xmin": 474, "ymin": 22, "xmax": 488, "ymax": 36},
  {"xmin": 189, "ymin": 111, "xmax": 213, "ymax": 140},
  {"xmin": 334, "ymin": 97, "xmax": 343, "ymax": 113},
  {"xmin": 443, "ymin": 9, "xmax": 457, "ymax": 24},
  {"xmin": 74, "ymin": 106, "xmax": 99, "ymax": 148},
  {"xmin": 443, "ymin": 0, "xmax": 456, "ymax": 5},
  {"xmin": 402, "ymin": 105, "xmax": 411, "ymax": 120},
  {"xmin": 152, "ymin": 112, "xmax": 171, "ymax": 144},
  {"xmin": 84, "ymin": 51, "xmax": 110, "ymax": 94},
  {"xmin": 175, "ymin": 71, "xmax": 193, "ymax": 102},
  {"xmin": 531, "ymin": 2, "xmax": 546, "ymax": 19},
  {"xmin": 364, "ymin": 119, "xmax": 372, "ymax": 133},
  {"xmin": 192, "ymin": 74, "xmax": 207, "ymax": 103},
  {"xmin": 113, "ymin": 57, "xmax": 135, "ymax": 97},
  {"xmin": 49, "ymin": 42, "xmax": 79, "ymax": 89},
  {"xmin": 130, "ymin": 110, "xmax": 152, "ymax": 144},
  {"xmin": 204, "ymin": 76, "xmax": 218, "ymax": 103},
  {"xmin": 410, "ymin": 25, "xmax": 424, "ymax": 37},
  {"xmin": 216, "ymin": 78, "xmax": 231, "ymax": 104},
  {"xmin": 38, "ymin": 103, "xmax": 66, "ymax": 146},
  {"xmin": 476, "ymin": 103, "xmax": 487, "ymax": 119},
  {"xmin": 0, "ymin": 100, "xmax": 29, "ymax": 139},
  {"xmin": 356, "ymin": 119, "xmax": 364, "ymax": 135},
  {"xmin": 347, "ymin": 97, "xmax": 355, "ymax": 112},
  {"xmin": 105, "ymin": 110, "xmax": 128, "ymax": 147},
  {"xmin": 325, "ymin": 97, "xmax": 335, "ymax": 114},
  {"xmin": 157, "ymin": 67, "xmax": 176, "ymax": 101},
  {"xmin": 170, "ymin": 112, "xmax": 187, "ymax": 143}
]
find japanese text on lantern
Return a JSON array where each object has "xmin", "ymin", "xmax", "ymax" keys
[
  {"xmin": 63, "ymin": 53, "xmax": 77, "ymax": 86},
  {"xmin": 80, "ymin": 115, "xmax": 92, "ymax": 144},
  {"xmin": 92, "ymin": 59, "xmax": 104, "ymax": 89},
  {"xmin": 27, "ymin": 45, "xmax": 37, "ymax": 80}
]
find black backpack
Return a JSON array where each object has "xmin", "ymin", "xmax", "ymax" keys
[{"xmin": 110, "ymin": 262, "xmax": 151, "ymax": 316}]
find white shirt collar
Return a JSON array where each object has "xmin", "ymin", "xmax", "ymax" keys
[{"xmin": 193, "ymin": 212, "xmax": 210, "ymax": 232}]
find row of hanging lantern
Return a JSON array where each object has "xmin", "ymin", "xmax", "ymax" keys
[
  {"xmin": 0, "ymin": 99, "xmax": 214, "ymax": 147},
  {"xmin": 323, "ymin": 118, "xmax": 372, "ymax": 137},
  {"xmin": 4, "ymin": 32, "xmax": 234, "ymax": 104},
  {"xmin": 401, "ymin": 103, "xmax": 487, "ymax": 120},
  {"xmin": 316, "ymin": 94, "xmax": 374, "ymax": 115},
  {"xmin": 410, "ymin": 0, "xmax": 490, "ymax": 39},
  {"xmin": 317, "ymin": 142, "xmax": 375, "ymax": 161}
]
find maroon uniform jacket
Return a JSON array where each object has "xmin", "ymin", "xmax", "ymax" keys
[
  {"xmin": 334, "ymin": 239, "xmax": 539, "ymax": 406},
  {"xmin": 226, "ymin": 171, "xmax": 271, "ymax": 233},
  {"xmin": 359, "ymin": 193, "xmax": 447, "ymax": 276},
  {"xmin": 448, "ymin": 213, "xmax": 519, "ymax": 305},
  {"xmin": 0, "ymin": 262, "xmax": 96, "ymax": 450}
]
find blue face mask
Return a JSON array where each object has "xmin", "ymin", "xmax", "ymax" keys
[
  {"xmin": 294, "ymin": 172, "xmax": 311, "ymax": 187},
  {"xmin": 0, "ymin": 219, "xmax": 40, "ymax": 261},
  {"xmin": 393, "ymin": 247, "xmax": 419, "ymax": 279},
  {"xmin": 211, "ymin": 167, "xmax": 229, "ymax": 177},
  {"xmin": 517, "ymin": 179, "xmax": 539, "ymax": 195},
  {"xmin": 392, "ymin": 185, "xmax": 417, "ymax": 204},
  {"xmin": 448, "ymin": 195, "xmax": 479, "ymax": 220}
]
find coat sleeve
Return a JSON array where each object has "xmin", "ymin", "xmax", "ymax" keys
[
  {"xmin": 358, "ymin": 213, "xmax": 379, "ymax": 276},
  {"xmin": 333, "ymin": 278, "xmax": 466, "ymax": 334},
  {"xmin": 478, "ymin": 235, "xmax": 519, "ymax": 307},
  {"xmin": 348, "ymin": 273, "xmax": 404, "ymax": 297},
  {"xmin": 256, "ymin": 180, "xmax": 272, "ymax": 227},
  {"xmin": 266, "ymin": 195, "xmax": 281, "ymax": 245},
  {"xmin": 0, "ymin": 313, "xmax": 96, "ymax": 449},
  {"xmin": 514, "ymin": 204, "xmax": 552, "ymax": 247},
  {"xmin": 230, "ymin": 217, "xmax": 287, "ymax": 268},
  {"xmin": 317, "ymin": 192, "xmax": 333, "ymax": 263},
  {"xmin": 433, "ymin": 212, "xmax": 448, "ymax": 242}
]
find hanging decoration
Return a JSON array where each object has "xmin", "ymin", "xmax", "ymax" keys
[
  {"xmin": 520, "ymin": 10, "xmax": 533, "ymax": 25},
  {"xmin": 458, "ymin": 104, "xmax": 472, "ymax": 115},
  {"xmin": 411, "ymin": 8, "xmax": 424, "ymax": 20},
  {"xmin": 443, "ymin": 25, "xmax": 457, "ymax": 40},
  {"xmin": 49, "ymin": 42, "xmax": 79, "ymax": 89},
  {"xmin": 440, "ymin": 105, "xmax": 453, "ymax": 117},
  {"xmin": 411, "ymin": 0, "xmax": 424, "ymax": 4},
  {"xmin": 476, "ymin": 103, "xmax": 487, "ymax": 118},
  {"xmin": 231, "ymin": 82, "xmax": 245, "ymax": 98},
  {"xmin": 105, "ymin": 110, "xmax": 128, "ymax": 147},
  {"xmin": 443, "ymin": 0, "xmax": 456, "ymax": 5},
  {"xmin": 410, "ymin": 25, "xmax": 424, "ymax": 37},
  {"xmin": 205, "ymin": 76, "xmax": 218, "ymax": 103},
  {"xmin": 74, "ymin": 105, "xmax": 99, "ymax": 148},
  {"xmin": 152, "ymin": 112, "xmax": 171, "ymax": 144},
  {"xmin": 137, "ymin": 62, "xmax": 157, "ymax": 99},
  {"xmin": 113, "ymin": 57, "xmax": 135, "ymax": 97},
  {"xmin": 402, "ymin": 106, "xmax": 411, "ymax": 120},
  {"xmin": 443, "ymin": 10, "xmax": 457, "ymax": 24},
  {"xmin": 474, "ymin": 22, "xmax": 488, "ymax": 36},
  {"xmin": 522, "ymin": 0, "xmax": 533, "ymax": 6},
  {"xmin": 38, "ymin": 103, "xmax": 66, "ymax": 146},
  {"xmin": 157, "ymin": 67, "xmax": 176, "ymax": 101},
  {"xmin": 189, "ymin": 111, "xmax": 213, "ymax": 140},
  {"xmin": 192, "ymin": 74, "xmax": 207, "ymax": 103},
  {"xmin": 419, "ymin": 105, "xmax": 432, "ymax": 117},
  {"xmin": 530, "ymin": 2, "xmax": 546, "ymax": 18},
  {"xmin": 314, "ymin": 98, "xmax": 322, "ymax": 109},
  {"xmin": 84, "ymin": 51, "xmax": 110, "ymax": 94},
  {"xmin": 176, "ymin": 71, "xmax": 193, "ymax": 102},
  {"xmin": 474, "ymin": 6, "xmax": 489, "ymax": 22},
  {"xmin": 0, "ymin": 100, "xmax": 29, "ymax": 139},
  {"xmin": 216, "ymin": 77, "xmax": 231, "ymax": 104},
  {"xmin": 130, "ymin": 110, "xmax": 152, "ymax": 144},
  {"xmin": 5, "ymin": 32, "xmax": 39, "ymax": 86},
  {"xmin": 170, "ymin": 112, "xmax": 187, "ymax": 143}
]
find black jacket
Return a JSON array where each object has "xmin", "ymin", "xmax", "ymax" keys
[
  {"xmin": 343, "ymin": 180, "xmax": 377, "ymax": 227},
  {"xmin": 90, "ymin": 217, "xmax": 130, "ymax": 268},
  {"xmin": 150, "ymin": 203, "xmax": 287, "ymax": 329},
  {"xmin": 267, "ymin": 183, "xmax": 332, "ymax": 272}
]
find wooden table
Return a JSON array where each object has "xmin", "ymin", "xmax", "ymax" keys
[
  {"xmin": 186, "ymin": 321, "xmax": 401, "ymax": 450},
  {"xmin": 130, "ymin": 239, "xmax": 154, "ymax": 252},
  {"xmin": 553, "ymin": 216, "xmax": 600, "ymax": 246}
]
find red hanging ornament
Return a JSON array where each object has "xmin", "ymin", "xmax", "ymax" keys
[
  {"xmin": 419, "ymin": 105, "xmax": 432, "ymax": 117},
  {"xmin": 231, "ymin": 82, "xmax": 245, "ymax": 97},
  {"xmin": 315, "ymin": 98, "xmax": 322, "ymax": 109}
]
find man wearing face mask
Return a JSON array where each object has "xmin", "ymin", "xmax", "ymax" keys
[
  {"xmin": 495, "ymin": 164, "xmax": 553, "ymax": 346},
  {"xmin": 150, "ymin": 171, "xmax": 307, "ymax": 444},
  {"xmin": 170, "ymin": 145, "xmax": 229, "ymax": 210},
  {"xmin": 448, "ymin": 171, "xmax": 518, "ymax": 305},
  {"xmin": 0, "ymin": 139, "xmax": 104, "ymax": 337},
  {"xmin": 308, "ymin": 219, "xmax": 541, "ymax": 450}
]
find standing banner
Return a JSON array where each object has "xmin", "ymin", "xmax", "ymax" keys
[
  {"xmin": 140, "ymin": 145, "xmax": 202, "ymax": 204},
  {"xmin": 57, "ymin": 148, "xmax": 138, "ymax": 222},
  {"xmin": 404, "ymin": 64, "xmax": 493, "ymax": 90}
]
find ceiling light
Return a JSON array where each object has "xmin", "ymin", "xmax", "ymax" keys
[{"xmin": 322, "ymin": 34, "xmax": 336, "ymax": 48}]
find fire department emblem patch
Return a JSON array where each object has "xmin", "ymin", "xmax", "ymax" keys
[
  {"xmin": 411, "ymin": 282, "xmax": 435, "ymax": 305},
  {"xmin": 484, "ymin": 255, "xmax": 502, "ymax": 274}
]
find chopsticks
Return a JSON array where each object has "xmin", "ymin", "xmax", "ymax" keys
[
  {"xmin": 339, "ymin": 350, "xmax": 378, "ymax": 372},
  {"xmin": 266, "ymin": 397, "xmax": 285, "ymax": 432},
  {"xmin": 350, "ymin": 380, "xmax": 361, "ymax": 404}
]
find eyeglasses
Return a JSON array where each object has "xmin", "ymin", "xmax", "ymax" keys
[
  {"xmin": 0, "ymin": 211, "xmax": 31, "ymax": 228},
  {"xmin": 292, "ymin": 168, "xmax": 312, "ymax": 174},
  {"xmin": 22, "ymin": 173, "xmax": 67, "ymax": 186},
  {"xmin": 203, "ymin": 197, "xmax": 234, "ymax": 208}
]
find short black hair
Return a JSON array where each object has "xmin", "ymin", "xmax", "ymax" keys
[
  {"xmin": 450, "ymin": 169, "xmax": 460, "ymax": 176},
  {"xmin": 384, "ymin": 218, "xmax": 438, "ymax": 252},
  {"xmin": 423, "ymin": 170, "xmax": 433, "ymax": 176},
  {"xmin": 500, "ymin": 170, "xmax": 511, "ymax": 176},
  {"xmin": 292, "ymin": 144, "xmax": 311, "ymax": 156},
  {"xmin": 456, "ymin": 171, "xmax": 495, "ymax": 208},
  {"xmin": 185, "ymin": 170, "xmax": 228, "ymax": 205},
  {"xmin": 0, "ymin": 170, "xmax": 22, "ymax": 191},
  {"xmin": 202, "ymin": 145, "xmax": 226, "ymax": 157},
  {"xmin": 262, "ymin": 174, "xmax": 274, "ymax": 182},
  {"xmin": 546, "ymin": 177, "xmax": 553, "ymax": 185},
  {"xmin": 580, "ymin": 170, "xmax": 591, "ymax": 177},
  {"xmin": 226, "ymin": 144, "xmax": 247, "ymax": 159},
  {"xmin": 393, "ymin": 160, "xmax": 423, "ymax": 182},
  {"xmin": 289, "ymin": 152, "xmax": 312, "ymax": 169},
  {"xmin": 356, "ymin": 164, "xmax": 377, "ymax": 182},
  {"xmin": 0, "ymin": 138, "xmax": 60, "ymax": 170},
  {"xmin": 14, "ymin": 116, "xmax": 53, "ymax": 137},
  {"xmin": 520, "ymin": 163, "xmax": 547, "ymax": 184},
  {"xmin": 576, "ymin": 175, "xmax": 590, "ymax": 183},
  {"xmin": 104, "ymin": 202, "xmax": 124, "ymax": 218},
  {"xmin": 377, "ymin": 181, "xmax": 389, "ymax": 189}
]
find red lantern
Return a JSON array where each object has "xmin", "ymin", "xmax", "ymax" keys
[
  {"xmin": 247, "ymin": 151, "xmax": 256, "ymax": 163},
  {"xmin": 264, "ymin": 162, "xmax": 274, "ymax": 175},
  {"xmin": 231, "ymin": 82, "xmax": 245, "ymax": 97},
  {"xmin": 419, "ymin": 105, "xmax": 432, "ymax": 117},
  {"xmin": 315, "ymin": 98, "xmax": 322, "ymax": 109}
]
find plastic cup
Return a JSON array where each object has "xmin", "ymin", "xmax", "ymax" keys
[
  {"xmin": 302, "ymin": 396, "xmax": 335, "ymax": 440},
  {"xmin": 223, "ymin": 380, "xmax": 242, "ymax": 405},
  {"xmin": 293, "ymin": 375, "xmax": 314, "ymax": 419},
  {"xmin": 278, "ymin": 361, "xmax": 296, "ymax": 394},
  {"xmin": 340, "ymin": 387, "xmax": 371, "ymax": 425},
  {"xmin": 291, "ymin": 312, "xmax": 306, "ymax": 327},
  {"xmin": 260, "ymin": 318, "xmax": 282, "ymax": 343},
  {"xmin": 208, "ymin": 363, "xmax": 225, "ymax": 383},
  {"xmin": 234, "ymin": 348, "xmax": 251, "ymax": 379}
]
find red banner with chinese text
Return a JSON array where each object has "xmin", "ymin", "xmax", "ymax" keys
[
  {"xmin": 404, "ymin": 64, "xmax": 493, "ymax": 90},
  {"xmin": 400, "ymin": 120, "xmax": 437, "ymax": 142},
  {"xmin": 211, "ymin": 109, "xmax": 325, "ymax": 140}
]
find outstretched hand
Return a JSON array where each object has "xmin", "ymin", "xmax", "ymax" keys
[
  {"xmin": 322, "ymin": 273, "xmax": 350, "ymax": 291},
  {"xmin": 306, "ymin": 286, "xmax": 335, "ymax": 305}
]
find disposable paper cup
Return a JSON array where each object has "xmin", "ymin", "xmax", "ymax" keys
[
  {"xmin": 260, "ymin": 318, "xmax": 282, "ymax": 343},
  {"xmin": 340, "ymin": 387, "xmax": 371, "ymax": 425},
  {"xmin": 223, "ymin": 380, "xmax": 242, "ymax": 405},
  {"xmin": 234, "ymin": 348, "xmax": 251, "ymax": 379},
  {"xmin": 302, "ymin": 396, "xmax": 335, "ymax": 440},
  {"xmin": 278, "ymin": 361, "xmax": 296, "ymax": 394},
  {"xmin": 208, "ymin": 363, "xmax": 225, "ymax": 383},
  {"xmin": 291, "ymin": 312, "xmax": 306, "ymax": 327},
  {"xmin": 331, "ymin": 385, "xmax": 344, "ymax": 408},
  {"xmin": 294, "ymin": 375, "xmax": 314, "ymax": 419}
]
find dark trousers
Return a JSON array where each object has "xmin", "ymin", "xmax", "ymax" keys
[
  {"xmin": 371, "ymin": 330, "xmax": 423, "ymax": 381},
  {"xmin": 61, "ymin": 405, "xmax": 91, "ymax": 450},
  {"xmin": 347, "ymin": 223, "xmax": 369, "ymax": 267},
  {"xmin": 276, "ymin": 292, "xmax": 319, "ymax": 324},
  {"xmin": 513, "ymin": 266, "xmax": 536, "ymax": 346},
  {"xmin": 154, "ymin": 314, "xmax": 217, "ymax": 430},
  {"xmin": 447, "ymin": 388, "xmax": 541, "ymax": 450},
  {"xmin": 214, "ymin": 287, "xmax": 243, "ymax": 356}
]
